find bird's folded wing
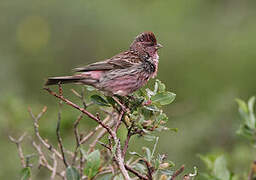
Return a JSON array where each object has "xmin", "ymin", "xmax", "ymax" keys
[{"xmin": 73, "ymin": 51, "xmax": 142, "ymax": 72}]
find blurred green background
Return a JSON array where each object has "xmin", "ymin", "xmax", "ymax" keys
[{"xmin": 1, "ymin": 0, "xmax": 256, "ymax": 179}]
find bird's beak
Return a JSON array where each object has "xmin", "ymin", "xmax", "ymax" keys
[{"xmin": 155, "ymin": 43, "xmax": 163, "ymax": 49}]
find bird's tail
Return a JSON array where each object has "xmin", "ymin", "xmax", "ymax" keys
[{"xmin": 45, "ymin": 76, "xmax": 84, "ymax": 86}]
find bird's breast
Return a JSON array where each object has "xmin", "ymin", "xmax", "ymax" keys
[{"xmin": 143, "ymin": 57, "xmax": 159, "ymax": 78}]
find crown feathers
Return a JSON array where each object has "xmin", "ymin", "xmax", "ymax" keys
[{"xmin": 134, "ymin": 32, "xmax": 157, "ymax": 45}]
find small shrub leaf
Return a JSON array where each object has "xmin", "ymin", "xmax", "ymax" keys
[
  {"xmin": 151, "ymin": 92, "xmax": 176, "ymax": 106},
  {"xmin": 91, "ymin": 95, "xmax": 110, "ymax": 107},
  {"xmin": 20, "ymin": 167, "xmax": 31, "ymax": 180},
  {"xmin": 84, "ymin": 150, "xmax": 101, "ymax": 179},
  {"xmin": 213, "ymin": 155, "xmax": 230, "ymax": 180},
  {"xmin": 66, "ymin": 166, "xmax": 80, "ymax": 180}
]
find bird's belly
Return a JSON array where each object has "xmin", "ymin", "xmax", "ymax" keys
[{"xmin": 99, "ymin": 68, "xmax": 150, "ymax": 96}]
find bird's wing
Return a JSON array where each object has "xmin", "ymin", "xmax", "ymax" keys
[{"xmin": 73, "ymin": 51, "xmax": 142, "ymax": 72}]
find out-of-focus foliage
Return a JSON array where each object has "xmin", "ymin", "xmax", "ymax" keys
[
  {"xmin": 198, "ymin": 97, "xmax": 256, "ymax": 180},
  {"xmin": 1, "ymin": 0, "xmax": 256, "ymax": 179},
  {"xmin": 236, "ymin": 97, "xmax": 256, "ymax": 142}
]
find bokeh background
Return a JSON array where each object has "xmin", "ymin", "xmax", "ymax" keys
[{"xmin": 1, "ymin": 0, "xmax": 256, "ymax": 179}]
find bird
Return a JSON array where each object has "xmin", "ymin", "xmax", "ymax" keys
[{"xmin": 45, "ymin": 32, "xmax": 163, "ymax": 96}]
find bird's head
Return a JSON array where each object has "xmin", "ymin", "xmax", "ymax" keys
[{"xmin": 130, "ymin": 32, "xmax": 163, "ymax": 59}]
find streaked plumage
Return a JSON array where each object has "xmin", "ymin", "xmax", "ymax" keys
[{"xmin": 45, "ymin": 32, "xmax": 162, "ymax": 96}]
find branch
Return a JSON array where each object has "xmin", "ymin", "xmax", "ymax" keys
[
  {"xmin": 114, "ymin": 110, "xmax": 124, "ymax": 132},
  {"xmin": 143, "ymin": 160, "xmax": 153, "ymax": 180},
  {"xmin": 9, "ymin": 133, "xmax": 27, "ymax": 168},
  {"xmin": 28, "ymin": 106, "xmax": 63, "ymax": 160},
  {"xmin": 171, "ymin": 165, "xmax": 185, "ymax": 180},
  {"xmin": 71, "ymin": 114, "xmax": 83, "ymax": 166},
  {"xmin": 248, "ymin": 160, "xmax": 256, "ymax": 180},
  {"xmin": 122, "ymin": 126, "xmax": 133, "ymax": 158},
  {"xmin": 124, "ymin": 164, "xmax": 148, "ymax": 180},
  {"xmin": 50, "ymin": 153, "xmax": 57, "ymax": 180},
  {"xmin": 114, "ymin": 139, "xmax": 131, "ymax": 180},
  {"xmin": 44, "ymin": 87, "xmax": 114, "ymax": 138},
  {"xmin": 44, "ymin": 85, "xmax": 132, "ymax": 179},
  {"xmin": 79, "ymin": 115, "xmax": 110, "ymax": 145},
  {"xmin": 89, "ymin": 117, "xmax": 115, "ymax": 152},
  {"xmin": 32, "ymin": 141, "xmax": 65, "ymax": 179},
  {"xmin": 56, "ymin": 110, "xmax": 68, "ymax": 167}
]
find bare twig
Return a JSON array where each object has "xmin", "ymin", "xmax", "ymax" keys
[
  {"xmin": 56, "ymin": 111, "xmax": 68, "ymax": 167},
  {"xmin": 248, "ymin": 160, "xmax": 256, "ymax": 180},
  {"xmin": 143, "ymin": 160, "xmax": 153, "ymax": 180},
  {"xmin": 115, "ymin": 139, "xmax": 131, "ymax": 180},
  {"xmin": 71, "ymin": 114, "xmax": 83, "ymax": 166},
  {"xmin": 89, "ymin": 118, "xmax": 115, "ymax": 152},
  {"xmin": 50, "ymin": 153, "xmax": 57, "ymax": 180},
  {"xmin": 112, "ymin": 96, "xmax": 128, "ymax": 113},
  {"xmin": 44, "ymin": 87, "xmax": 114, "ymax": 138},
  {"xmin": 28, "ymin": 107, "xmax": 63, "ymax": 160},
  {"xmin": 114, "ymin": 110, "xmax": 124, "ymax": 132},
  {"xmin": 124, "ymin": 164, "xmax": 148, "ymax": 180},
  {"xmin": 122, "ymin": 127, "xmax": 133, "ymax": 158},
  {"xmin": 171, "ymin": 165, "xmax": 185, "ymax": 180},
  {"xmin": 80, "ymin": 115, "xmax": 110, "ymax": 145},
  {"xmin": 32, "ymin": 141, "xmax": 65, "ymax": 179},
  {"xmin": 9, "ymin": 133, "xmax": 27, "ymax": 168}
]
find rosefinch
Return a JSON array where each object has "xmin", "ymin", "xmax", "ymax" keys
[{"xmin": 45, "ymin": 32, "xmax": 163, "ymax": 96}]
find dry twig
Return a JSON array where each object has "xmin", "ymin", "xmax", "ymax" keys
[
  {"xmin": 9, "ymin": 133, "xmax": 27, "ymax": 168},
  {"xmin": 171, "ymin": 165, "xmax": 185, "ymax": 180}
]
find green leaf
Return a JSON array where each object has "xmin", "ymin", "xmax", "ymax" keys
[
  {"xmin": 161, "ymin": 169, "xmax": 174, "ymax": 176},
  {"xmin": 113, "ymin": 174, "xmax": 124, "ymax": 180},
  {"xmin": 151, "ymin": 92, "xmax": 176, "ymax": 106},
  {"xmin": 143, "ymin": 134, "xmax": 156, "ymax": 141},
  {"xmin": 169, "ymin": 128, "xmax": 178, "ymax": 132},
  {"xmin": 133, "ymin": 163, "xmax": 146, "ymax": 173},
  {"xmin": 129, "ymin": 151, "xmax": 143, "ymax": 158},
  {"xmin": 142, "ymin": 147, "xmax": 152, "ymax": 162},
  {"xmin": 66, "ymin": 166, "xmax": 80, "ymax": 180},
  {"xmin": 80, "ymin": 148, "xmax": 88, "ymax": 159},
  {"xmin": 86, "ymin": 85, "xmax": 96, "ymax": 91},
  {"xmin": 198, "ymin": 154, "xmax": 214, "ymax": 170},
  {"xmin": 155, "ymin": 113, "xmax": 168, "ymax": 124},
  {"xmin": 143, "ymin": 105, "xmax": 160, "ymax": 112},
  {"xmin": 84, "ymin": 150, "xmax": 101, "ymax": 179},
  {"xmin": 236, "ymin": 99, "xmax": 248, "ymax": 113},
  {"xmin": 106, "ymin": 96, "xmax": 116, "ymax": 107},
  {"xmin": 213, "ymin": 155, "xmax": 230, "ymax": 180},
  {"xmin": 98, "ymin": 174, "xmax": 112, "ymax": 180},
  {"xmin": 154, "ymin": 159, "xmax": 160, "ymax": 169},
  {"xmin": 155, "ymin": 79, "xmax": 166, "ymax": 93},
  {"xmin": 248, "ymin": 96, "xmax": 256, "ymax": 128},
  {"xmin": 236, "ymin": 97, "xmax": 256, "ymax": 129},
  {"xmin": 20, "ymin": 167, "xmax": 31, "ymax": 180},
  {"xmin": 91, "ymin": 95, "xmax": 110, "ymax": 107}
]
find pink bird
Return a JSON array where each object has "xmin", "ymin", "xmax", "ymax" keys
[{"xmin": 45, "ymin": 32, "xmax": 163, "ymax": 96}]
